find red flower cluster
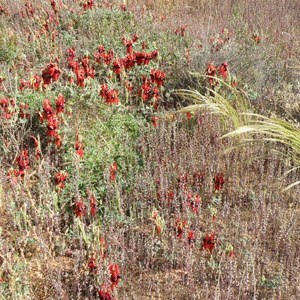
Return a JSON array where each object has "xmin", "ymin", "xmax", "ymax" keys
[
  {"xmin": 122, "ymin": 34, "xmax": 139, "ymax": 54},
  {"xmin": 75, "ymin": 197, "xmax": 87, "ymax": 218},
  {"xmin": 0, "ymin": 97, "xmax": 16, "ymax": 120},
  {"xmin": 188, "ymin": 230, "xmax": 196, "ymax": 247},
  {"xmin": 202, "ymin": 233, "xmax": 216, "ymax": 253},
  {"xmin": 94, "ymin": 45, "xmax": 114, "ymax": 65},
  {"xmin": 83, "ymin": 0, "xmax": 94, "ymax": 11},
  {"xmin": 109, "ymin": 263, "xmax": 121, "ymax": 291},
  {"xmin": 88, "ymin": 254, "xmax": 97, "ymax": 272},
  {"xmin": 56, "ymin": 94, "xmax": 65, "ymax": 114},
  {"xmin": 50, "ymin": 0, "xmax": 58, "ymax": 14},
  {"xmin": 175, "ymin": 25, "xmax": 187, "ymax": 37},
  {"xmin": 109, "ymin": 162, "xmax": 117, "ymax": 181},
  {"xmin": 55, "ymin": 171, "xmax": 68, "ymax": 189},
  {"xmin": 68, "ymin": 49, "xmax": 95, "ymax": 88},
  {"xmin": 20, "ymin": 75, "xmax": 42, "ymax": 92},
  {"xmin": 218, "ymin": 61, "xmax": 229, "ymax": 79},
  {"xmin": 174, "ymin": 218, "xmax": 186, "ymax": 239},
  {"xmin": 42, "ymin": 62, "xmax": 61, "ymax": 87},
  {"xmin": 87, "ymin": 188, "xmax": 97, "ymax": 217},
  {"xmin": 100, "ymin": 84, "xmax": 119, "ymax": 105},
  {"xmin": 214, "ymin": 173, "xmax": 224, "ymax": 192},
  {"xmin": 207, "ymin": 62, "xmax": 217, "ymax": 86},
  {"xmin": 39, "ymin": 98, "xmax": 64, "ymax": 147},
  {"xmin": 16, "ymin": 149, "xmax": 30, "ymax": 177},
  {"xmin": 98, "ymin": 284, "xmax": 113, "ymax": 300},
  {"xmin": 30, "ymin": 136, "xmax": 41, "ymax": 160},
  {"xmin": 150, "ymin": 69, "xmax": 165, "ymax": 87},
  {"xmin": 75, "ymin": 134, "xmax": 84, "ymax": 158},
  {"xmin": 187, "ymin": 193, "xmax": 201, "ymax": 214}
]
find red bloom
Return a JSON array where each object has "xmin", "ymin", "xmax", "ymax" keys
[
  {"xmin": 202, "ymin": 233, "xmax": 216, "ymax": 253},
  {"xmin": 75, "ymin": 135, "xmax": 84, "ymax": 158},
  {"xmin": 55, "ymin": 171, "xmax": 68, "ymax": 189},
  {"xmin": 98, "ymin": 284, "xmax": 112, "ymax": 300},
  {"xmin": 188, "ymin": 230, "xmax": 196, "ymax": 247},
  {"xmin": 83, "ymin": 0, "xmax": 94, "ymax": 10},
  {"xmin": 112, "ymin": 59, "xmax": 123, "ymax": 76},
  {"xmin": 47, "ymin": 114, "xmax": 58, "ymax": 137},
  {"xmin": 207, "ymin": 62, "xmax": 217, "ymax": 86},
  {"xmin": 109, "ymin": 162, "xmax": 117, "ymax": 181},
  {"xmin": 187, "ymin": 194, "xmax": 201, "ymax": 214},
  {"xmin": 20, "ymin": 80, "xmax": 31, "ymax": 92},
  {"xmin": 152, "ymin": 116, "xmax": 158, "ymax": 128},
  {"xmin": 150, "ymin": 69, "xmax": 165, "ymax": 86},
  {"xmin": 54, "ymin": 132, "xmax": 62, "ymax": 148},
  {"xmin": 75, "ymin": 197, "xmax": 87, "ymax": 218},
  {"xmin": 87, "ymin": 254, "xmax": 97, "ymax": 272},
  {"xmin": 76, "ymin": 68, "xmax": 85, "ymax": 88},
  {"xmin": 43, "ymin": 98, "xmax": 53, "ymax": 120},
  {"xmin": 218, "ymin": 62, "xmax": 229, "ymax": 79},
  {"xmin": 109, "ymin": 264, "xmax": 121, "ymax": 290},
  {"xmin": 174, "ymin": 218, "xmax": 186, "ymax": 239},
  {"xmin": 30, "ymin": 136, "xmax": 41, "ymax": 160},
  {"xmin": 214, "ymin": 173, "xmax": 224, "ymax": 192},
  {"xmin": 87, "ymin": 188, "xmax": 97, "ymax": 217},
  {"xmin": 100, "ymin": 85, "xmax": 119, "ymax": 105},
  {"xmin": 175, "ymin": 25, "xmax": 187, "ymax": 37},
  {"xmin": 33, "ymin": 74, "xmax": 42, "ymax": 90},
  {"xmin": 42, "ymin": 62, "xmax": 61, "ymax": 86},
  {"xmin": 16, "ymin": 149, "xmax": 30, "ymax": 176},
  {"xmin": 56, "ymin": 94, "xmax": 65, "ymax": 114},
  {"xmin": 186, "ymin": 112, "xmax": 192, "ymax": 120}
]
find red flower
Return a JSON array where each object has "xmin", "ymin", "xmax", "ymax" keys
[
  {"xmin": 214, "ymin": 173, "xmax": 224, "ymax": 192},
  {"xmin": 218, "ymin": 62, "xmax": 229, "ymax": 79},
  {"xmin": 109, "ymin": 264, "xmax": 121, "ymax": 290},
  {"xmin": 109, "ymin": 162, "xmax": 117, "ymax": 181},
  {"xmin": 30, "ymin": 136, "xmax": 41, "ymax": 160},
  {"xmin": 33, "ymin": 75, "xmax": 42, "ymax": 90},
  {"xmin": 43, "ymin": 98, "xmax": 53, "ymax": 120},
  {"xmin": 56, "ymin": 94, "xmax": 65, "ymax": 114},
  {"xmin": 207, "ymin": 62, "xmax": 217, "ymax": 86},
  {"xmin": 83, "ymin": 0, "xmax": 94, "ymax": 10},
  {"xmin": 152, "ymin": 116, "xmax": 158, "ymax": 128},
  {"xmin": 188, "ymin": 230, "xmax": 196, "ymax": 247},
  {"xmin": 112, "ymin": 59, "xmax": 123, "ymax": 76},
  {"xmin": 67, "ymin": 47, "xmax": 76, "ymax": 61},
  {"xmin": 55, "ymin": 171, "xmax": 68, "ymax": 189},
  {"xmin": 75, "ymin": 197, "xmax": 87, "ymax": 218},
  {"xmin": 87, "ymin": 254, "xmax": 97, "ymax": 272},
  {"xmin": 187, "ymin": 194, "xmax": 201, "ymax": 214},
  {"xmin": 98, "ymin": 284, "xmax": 112, "ymax": 300},
  {"xmin": 175, "ymin": 25, "xmax": 187, "ymax": 37},
  {"xmin": 87, "ymin": 188, "xmax": 97, "ymax": 217},
  {"xmin": 186, "ymin": 112, "xmax": 192, "ymax": 120},
  {"xmin": 75, "ymin": 134, "xmax": 84, "ymax": 158},
  {"xmin": 174, "ymin": 218, "xmax": 186, "ymax": 239},
  {"xmin": 47, "ymin": 114, "xmax": 58, "ymax": 137},
  {"xmin": 16, "ymin": 149, "xmax": 30, "ymax": 176},
  {"xmin": 202, "ymin": 233, "xmax": 216, "ymax": 253},
  {"xmin": 54, "ymin": 132, "xmax": 62, "ymax": 148},
  {"xmin": 76, "ymin": 68, "xmax": 85, "ymax": 88},
  {"xmin": 150, "ymin": 69, "xmax": 165, "ymax": 86},
  {"xmin": 42, "ymin": 62, "xmax": 61, "ymax": 87}
]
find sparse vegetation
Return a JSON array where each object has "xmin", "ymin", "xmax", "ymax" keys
[{"xmin": 0, "ymin": 0, "xmax": 299, "ymax": 299}]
